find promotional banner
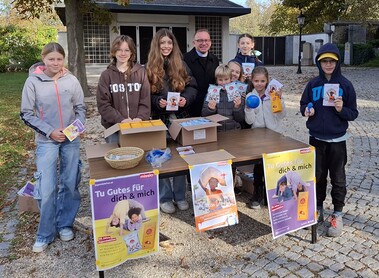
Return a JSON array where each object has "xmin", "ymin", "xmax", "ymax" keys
[
  {"xmin": 263, "ymin": 147, "xmax": 316, "ymax": 239},
  {"xmin": 189, "ymin": 160, "xmax": 238, "ymax": 232},
  {"xmin": 89, "ymin": 171, "xmax": 159, "ymax": 271}
]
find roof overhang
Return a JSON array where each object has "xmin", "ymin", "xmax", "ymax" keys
[{"xmin": 55, "ymin": 2, "xmax": 251, "ymax": 25}]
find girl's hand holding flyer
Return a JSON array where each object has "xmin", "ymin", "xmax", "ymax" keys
[
  {"xmin": 264, "ymin": 79, "xmax": 284, "ymax": 113},
  {"xmin": 166, "ymin": 92, "xmax": 180, "ymax": 111},
  {"xmin": 63, "ymin": 119, "xmax": 86, "ymax": 141}
]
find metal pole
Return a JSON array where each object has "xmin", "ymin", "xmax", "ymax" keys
[{"xmin": 297, "ymin": 26, "xmax": 302, "ymax": 74}]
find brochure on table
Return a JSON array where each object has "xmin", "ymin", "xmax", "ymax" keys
[
  {"xmin": 184, "ymin": 150, "xmax": 238, "ymax": 232},
  {"xmin": 89, "ymin": 171, "xmax": 159, "ymax": 271},
  {"xmin": 262, "ymin": 147, "xmax": 317, "ymax": 239}
]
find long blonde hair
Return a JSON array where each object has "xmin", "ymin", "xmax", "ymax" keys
[{"xmin": 146, "ymin": 29, "xmax": 189, "ymax": 94}]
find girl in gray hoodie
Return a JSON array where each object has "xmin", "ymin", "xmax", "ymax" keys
[{"xmin": 20, "ymin": 42, "xmax": 86, "ymax": 253}]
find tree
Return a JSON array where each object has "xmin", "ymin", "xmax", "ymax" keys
[
  {"xmin": 230, "ymin": 0, "xmax": 280, "ymax": 36},
  {"xmin": 12, "ymin": 0, "xmax": 130, "ymax": 97},
  {"xmin": 269, "ymin": 0, "xmax": 379, "ymax": 35}
]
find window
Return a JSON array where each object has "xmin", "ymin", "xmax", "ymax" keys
[
  {"xmin": 195, "ymin": 16, "xmax": 222, "ymax": 60},
  {"xmin": 83, "ymin": 14, "xmax": 110, "ymax": 64}
]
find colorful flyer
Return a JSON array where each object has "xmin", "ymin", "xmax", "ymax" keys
[
  {"xmin": 323, "ymin": 84, "xmax": 340, "ymax": 106},
  {"xmin": 264, "ymin": 79, "xmax": 283, "ymax": 98},
  {"xmin": 262, "ymin": 147, "xmax": 317, "ymax": 239},
  {"xmin": 63, "ymin": 119, "xmax": 85, "ymax": 141},
  {"xmin": 242, "ymin": 62, "xmax": 255, "ymax": 75},
  {"xmin": 189, "ymin": 160, "xmax": 238, "ymax": 232},
  {"xmin": 89, "ymin": 171, "xmax": 160, "ymax": 271},
  {"xmin": 166, "ymin": 92, "xmax": 180, "ymax": 111},
  {"xmin": 206, "ymin": 85, "xmax": 222, "ymax": 103},
  {"xmin": 17, "ymin": 181, "xmax": 35, "ymax": 196},
  {"xmin": 225, "ymin": 82, "xmax": 241, "ymax": 102}
]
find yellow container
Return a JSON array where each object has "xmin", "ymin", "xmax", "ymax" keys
[
  {"xmin": 119, "ymin": 122, "xmax": 131, "ymax": 129},
  {"xmin": 270, "ymin": 90, "xmax": 282, "ymax": 113}
]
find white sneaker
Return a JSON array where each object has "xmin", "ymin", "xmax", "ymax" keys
[
  {"xmin": 176, "ymin": 200, "xmax": 189, "ymax": 211},
  {"xmin": 59, "ymin": 228, "xmax": 74, "ymax": 241},
  {"xmin": 160, "ymin": 201, "xmax": 176, "ymax": 214},
  {"xmin": 32, "ymin": 241, "xmax": 48, "ymax": 253}
]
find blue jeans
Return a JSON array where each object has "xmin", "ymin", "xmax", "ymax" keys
[
  {"xmin": 33, "ymin": 140, "xmax": 82, "ymax": 243},
  {"xmin": 159, "ymin": 175, "xmax": 186, "ymax": 203}
]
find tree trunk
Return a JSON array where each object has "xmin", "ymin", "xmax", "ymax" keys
[{"xmin": 64, "ymin": 0, "xmax": 90, "ymax": 97}]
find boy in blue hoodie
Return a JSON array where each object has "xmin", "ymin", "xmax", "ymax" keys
[{"xmin": 300, "ymin": 43, "xmax": 358, "ymax": 237}]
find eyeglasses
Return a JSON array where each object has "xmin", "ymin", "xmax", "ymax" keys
[
  {"xmin": 320, "ymin": 59, "xmax": 337, "ymax": 64},
  {"xmin": 194, "ymin": 39, "xmax": 211, "ymax": 44}
]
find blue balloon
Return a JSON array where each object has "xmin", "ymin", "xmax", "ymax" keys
[{"xmin": 246, "ymin": 94, "xmax": 260, "ymax": 109}]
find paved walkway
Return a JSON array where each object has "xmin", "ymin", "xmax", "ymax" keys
[{"xmin": 1, "ymin": 66, "xmax": 378, "ymax": 277}]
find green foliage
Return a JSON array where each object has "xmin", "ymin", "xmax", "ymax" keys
[
  {"xmin": 360, "ymin": 55, "xmax": 379, "ymax": 67},
  {"xmin": 0, "ymin": 72, "xmax": 34, "ymax": 209},
  {"xmin": 352, "ymin": 44, "xmax": 375, "ymax": 65},
  {"xmin": 337, "ymin": 43, "xmax": 376, "ymax": 66},
  {"xmin": 368, "ymin": 39, "xmax": 379, "ymax": 48},
  {"xmin": 0, "ymin": 24, "xmax": 57, "ymax": 72},
  {"xmin": 271, "ymin": 0, "xmax": 379, "ymax": 35},
  {"xmin": 0, "ymin": 56, "xmax": 9, "ymax": 72}
]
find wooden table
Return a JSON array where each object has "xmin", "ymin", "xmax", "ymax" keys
[
  {"xmin": 86, "ymin": 128, "xmax": 309, "ymax": 179},
  {"xmin": 87, "ymin": 128, "xmax": 318, "ymax": 244}
]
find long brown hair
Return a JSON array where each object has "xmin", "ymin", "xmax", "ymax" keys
[
  {"xmin": 109, "ymin": 35, "xmax": 136, "ymax": 75},
  {"xmin": 146, "ymin": 29, "xmax": 189, "ymax": 94}
]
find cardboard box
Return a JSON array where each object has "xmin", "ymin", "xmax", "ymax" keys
[
  {"xmin": 168, "ymin": 114, "xmax": 228, "ymax": 146},
  {"xmin": 104, "ymin": 120, "xmax": 167, "ymax": 151},
  {"xmin": 237, "ymin": 165, "xmax": 255, "ymax": 195},
  {"xmin": 18, "ymin": 195, "xmax": 39, "ymax": 213},
  {"xmin": 181, "ymin": 149, "xmax": 235, "ymax": 165},
  {"xmin": 17, "ymin": 181, "xmax": 39, "ymax": 213}
]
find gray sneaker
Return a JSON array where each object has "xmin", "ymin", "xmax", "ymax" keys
[
  {"xmin": 327, "ymin": 214, "xmax": 343, "ymax": 237},
  {"xmin": 32, "ymin": 241, "xmax": 48, "ymax": 253},
  {"xmin": 59, "ymin": 228, "xmax": 74, "ymax": 241},
  {"xmin": 248, "ymin": 200, "xmax": 261, "ymax": 209},
  {"xmin": 160, "ymin": 201, "xmax": 176, "ymax": 214},
  {"xmin": 176, "ymin": 200, "xmax": 189, "ymax": 211}
]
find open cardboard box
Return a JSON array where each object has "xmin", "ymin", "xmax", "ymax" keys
[
  {"xmin": 236, "ymin": 165, "xmax": 255, "ymax": 195},
  {"xmin": 104, "ymin": 119, "xmax": 167, "ymax": 151},
  {"xmin": 18, "ymin": 196, "xmax": 39, "ymax": 213},
  {"xmin": 168, "ymin": 114, "xmax": 228, "ymax": 146}
]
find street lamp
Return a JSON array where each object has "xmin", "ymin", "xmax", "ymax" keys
[{"xmin": 296, "ymin": 11, "xmax": 305, "ymax": 74}]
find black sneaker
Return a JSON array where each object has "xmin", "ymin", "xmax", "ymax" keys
[{"xmin": 234, "ymin": 187, "xmax": 243, "ymax": 195}]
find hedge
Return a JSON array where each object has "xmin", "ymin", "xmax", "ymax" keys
[
  {"xmin": 337, "ymin": 43, "xmax": 376, "ymax": 65},
  {"xmin": 0, "ymin": 25, "xmax": 57, "ymax": 72}
]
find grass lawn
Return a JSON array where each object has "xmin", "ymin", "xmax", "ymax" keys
[{"xmin": 0, "ymin": 72, "xmax": 34, "ymax": 210}]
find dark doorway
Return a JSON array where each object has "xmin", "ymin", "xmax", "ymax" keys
[
  {"xmin": 121, "ymin": 26, "xmax": 188, "ymax": 65},
  {"xmin": 255, "ymin": 36, "xmax": 286, "ymax": 65}
]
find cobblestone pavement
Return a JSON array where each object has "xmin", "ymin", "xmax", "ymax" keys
[{"xmin": 0, "ymin": 66, "xmax": 378, "ymax": 277}]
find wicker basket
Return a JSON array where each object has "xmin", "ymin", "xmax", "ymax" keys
[{"xmin": 104, "ymin": 147, "xmax": 144, "ymax": 169}]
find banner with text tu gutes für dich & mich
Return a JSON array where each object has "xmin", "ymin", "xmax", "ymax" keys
[
  {"xmin": 89, "ymin": 171, "xmax": 159, "ymax": 271},
  {"xmin": 263, "ymin": 147, "xmax": 317, "ymax": 239}
]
